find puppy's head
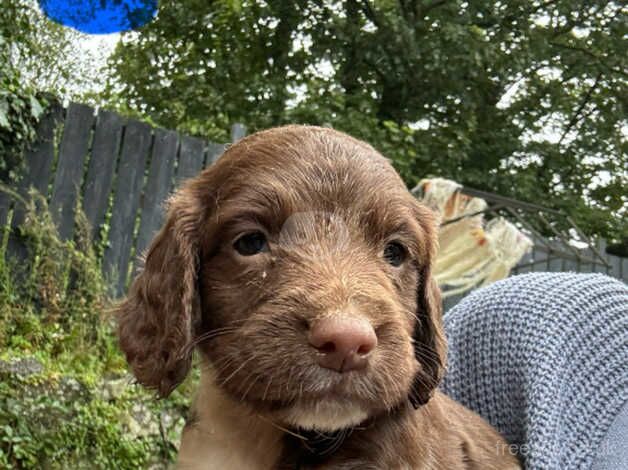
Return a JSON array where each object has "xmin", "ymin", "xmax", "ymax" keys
[{"xmin": 116, "ymin": 126, "xmax": 445, "ymax": 431}]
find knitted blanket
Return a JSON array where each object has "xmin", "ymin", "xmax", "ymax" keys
[{"xmin": 441, "ymin": 272, "xmax": 628, "ymax": 469}]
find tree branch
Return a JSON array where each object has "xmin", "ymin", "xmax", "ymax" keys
[
  {"xmin": 549, "ymin": 41, "xmax": 628, "ymax": 78},
  {"xmin": 558, "ymin": 71, "xmax": 602, "ymax": 146},
  {"xmin": 359, "ymin": 0, "xmax": 384, "ymax": 30}
]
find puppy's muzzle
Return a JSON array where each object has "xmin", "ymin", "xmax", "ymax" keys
[{"xmin": 307, "ymin": 316, "xmax": 377, "ymax": 372}]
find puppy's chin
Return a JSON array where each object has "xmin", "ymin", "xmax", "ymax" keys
[{"xmin": 277, "ymin": 399, "xmax": 369, "ymax": 432}]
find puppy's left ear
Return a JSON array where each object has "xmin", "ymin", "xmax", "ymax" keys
[{"xmin": 409, "ymin": 204, "xmax": 447, "ymax": 408}]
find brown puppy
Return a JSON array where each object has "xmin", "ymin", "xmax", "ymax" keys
[{"xmin": 116, "ymin": 126, "xmax": 520, "ymax": 469}]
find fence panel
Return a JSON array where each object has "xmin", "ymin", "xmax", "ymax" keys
[
  {"xmin": 562, "ymin": 248, "xmax": 578, "ymax": 273},
  {"xmin": 512, "ymin": 249, "xmax": 532, "ymax": 274},
  {"xmin": 82, "ymin": 110, "xmax": 125, "ymax": 240},
  {"xmin": 5, "ymin": 103, "xmax": 65, "ymax": 261},
  {"xmin": 9, "ymin": 103, "xmax": 64, "ymax": 228},
  {"xmin": 548, "ymin": 240, "xmax": 564, "ymax": 272},
  {"xmin": 231, "ymin": 123, "xmax": 247, "ymax": 142},
  {"xmin": 176, "ymin": 135, "xmax": 205, "ymax": 185},
  {"xmin": 102, "ymin": 119, "xmax": 152, "ymax": 295},
  {"xmin": 135, "ymin": 129, "xmax": 178, "ymax": 262},
  {"xmin": 206, "ymin": 143, "xmax": 227, "ymax": 166},
  {"xmin": 49, "ymin": 103, "xmax": 94, "ymax": 241},
  {"xmin": 510, "ymin": 238, "xmax": 626, "ymax": 282}
]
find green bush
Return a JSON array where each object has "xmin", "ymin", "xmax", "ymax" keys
[
  {"xmin": 0, "ymin": 2, "xmax": 47, "ymax": 184},
  {"xmin": 0, "ymin": 192, "xmax": 196, "ymax": 469}
]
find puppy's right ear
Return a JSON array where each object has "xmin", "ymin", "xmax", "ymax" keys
[{"xmin": 115, "ymin": 181, "xmax": 206, "ymax": 397}]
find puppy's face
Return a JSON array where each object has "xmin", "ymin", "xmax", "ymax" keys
[{"xmin": 117, "ymin": 126, "xmax": 445, "ymax": 432}]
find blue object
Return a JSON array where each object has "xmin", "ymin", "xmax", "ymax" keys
[
  {"xmin": 39, "ymin": 0, "xmax": 158, "ymax": 34},
  {"xmin": 441, "ymin": 272, "xmax": 628, "ymax": 469}
]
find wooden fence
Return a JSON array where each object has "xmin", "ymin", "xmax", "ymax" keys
[
  {"xmin": 2, "ymin": 102, "xmax": 626, "ymax": 302},
  {"xmin": 0, "ymin": 102, "xmax": 244, "ymax": 296}
]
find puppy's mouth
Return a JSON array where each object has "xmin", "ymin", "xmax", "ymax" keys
[
  {"xmin": 273, "ymin": 388, "xmax": 372, "ymax": 432},
  {"xmin": 267, "ymin": 368, "xmax": 374, "ymax": 403},
  {"xmin": 300, "ymin": 363, "xmax": 377, "ymax": 396},
  {"xmin": 251, "ymin": 369, "xmax": 384, "ymax": 431},
  {"xmin": 279, "ymin": 400, "xmax": 369, "ymax": 432}
]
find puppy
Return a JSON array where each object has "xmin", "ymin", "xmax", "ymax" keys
[{"xmin": 116, "ymin": 126, "xmax": 521, "ymax": 469}]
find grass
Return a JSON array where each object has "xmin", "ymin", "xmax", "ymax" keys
[{"xmin": 0, "ymin": 190, "xmax": 196, "ymax": 469}]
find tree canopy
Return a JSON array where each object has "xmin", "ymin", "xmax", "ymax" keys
[{"xmin": 106, "ymin": 1, "xmax": 625, "ymax": 241}]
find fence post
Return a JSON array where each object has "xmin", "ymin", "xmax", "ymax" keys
[{"xmin": 231, "ymin": 123, "xmax": 247, "ymax": 142}]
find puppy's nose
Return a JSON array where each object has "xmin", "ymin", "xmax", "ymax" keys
[{"xmin": 308, "ymin": 316, "xmax": 377, "ymax": 372}]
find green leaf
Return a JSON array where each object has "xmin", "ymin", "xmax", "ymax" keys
[
  {"xmin": 0, "ymin": 107, "xmax": 9, "ymax": 129},
  {"xmin": 29, "ymin": 95, "xmax": 43, "ymax": 119}
]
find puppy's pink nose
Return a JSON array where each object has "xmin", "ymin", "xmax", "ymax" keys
[{"xmin": 308, "ymin": 316, "xmax": 377, "ymax": 372}]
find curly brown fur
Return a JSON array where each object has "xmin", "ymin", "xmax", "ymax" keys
[{"xmin": 116, "ymin": 125, "xmax": 520, "ymax": 469}]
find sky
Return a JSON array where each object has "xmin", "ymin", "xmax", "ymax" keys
[{"xmin": 70, "ymin": 32, "xmax": 120, "ymax": 97}]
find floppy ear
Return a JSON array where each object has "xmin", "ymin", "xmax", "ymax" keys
[
  {"xmin": 409, "ymin": 207, "xmax": 447, "ymax": 408},
  {"xmin": 115, "ymin": 180, "xmax": 207, "ymax": 397}
]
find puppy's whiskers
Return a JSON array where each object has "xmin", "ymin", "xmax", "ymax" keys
[
  {"xmin": 256, "ymin": 414, "xmax": 308, "ymax": 440},
  {"xmin": 181, "ymin": 328, "xmax": 237, "ymax": 356},
  {"xmin": 239, "ymin": 370, "xmax": 261, "ymax": 402},
  {"xmin": 262, "ymin": 376, "xmax": 274, "ymax": 401},
  {"xmin": 219, "ymin": 356, "xmax": 255, "ymax": 389}
]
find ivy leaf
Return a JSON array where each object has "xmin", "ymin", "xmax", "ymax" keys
[
  {"xmin": 0, "ymin": 99, "xmax": 10, "ymax": 129},
  {"xmin": 29, "ymin": 95, "xmax": 43, "ymax": 119}
]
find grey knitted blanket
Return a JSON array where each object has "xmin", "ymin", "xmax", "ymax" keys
[{"xmin": 441, "ymin": 272, "xmax": 628, "ymax": 470}]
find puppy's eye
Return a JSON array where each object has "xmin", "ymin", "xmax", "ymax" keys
[
  {"xmin": 383, "ymin": 241, "xmax": 406, "ymax": 267},
  {"xmin": 234, "ymin": 231, "xmax": 269, "ymax": 256}
]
